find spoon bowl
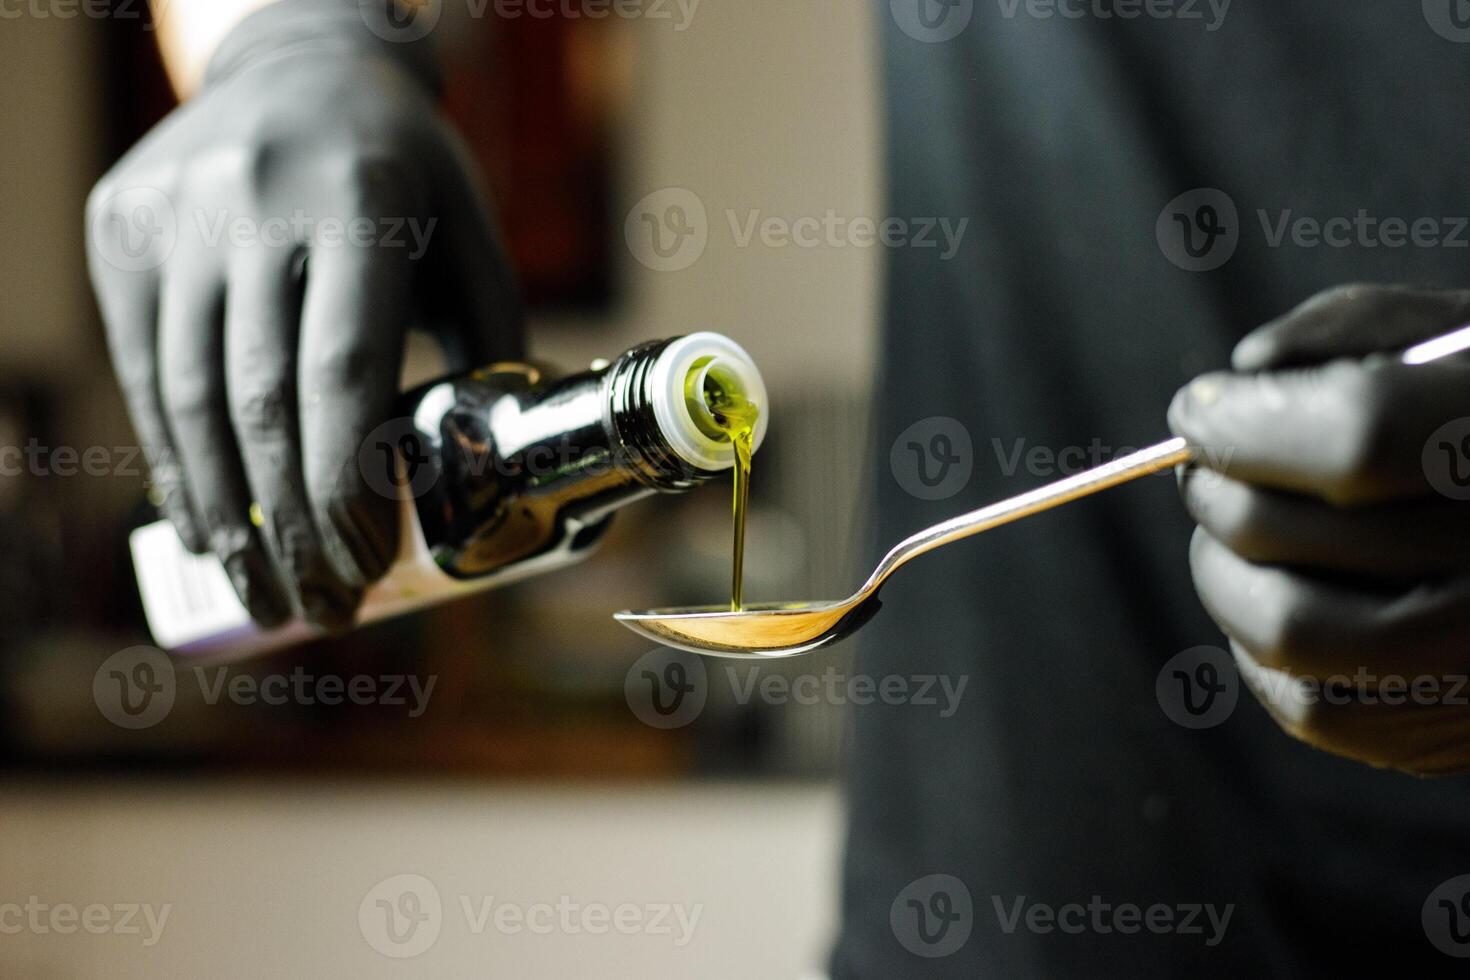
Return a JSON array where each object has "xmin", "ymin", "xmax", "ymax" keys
[{"xmin": 614, "ymin": 599, "xmax": 882, "ymax": 658}]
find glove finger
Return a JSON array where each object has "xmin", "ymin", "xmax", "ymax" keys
[
  {"xmin": 87, "ymin": 244, "xmax": 205, "ymax": 554},
  {"xmin": 1232, "ymin": 284, "xmax": 1470, "ymax": 371},
  {"xmin": 226, "ymin": 244, "xmax": 359, "ymax": 627},
  {"xmin": 1188, "ymin": 527, "xmax": 1470, "ymax": 680},
  {"xmin": 417, "ymin": 132, "xmax": 524, "ymax": 369},
  {"xmin": 159, "ymin": 256, "xmax": 291, "ymax": 628},
  {"xmin": 1169, "ymin": 357, "xmax": 1470, "ymax": 505},
  {"xmin": 1230, "ymin": 641, "xmax": 1470, "ymax": 776},
  {"xmin": 1179, "ymin": 467, "xmax": 1470, "ymax": 579},
  {"xmin": 297, "ymin": 239, "xmax": 411, "ymax": 618}
]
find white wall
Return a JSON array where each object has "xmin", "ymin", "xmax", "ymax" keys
[
  {"xmin": 533, "ymin": 0, "xmax": 882, "ymax": 399},
  {"xmin": 0, "ymin": 12, "xmax": 102, "ymax": 376}
]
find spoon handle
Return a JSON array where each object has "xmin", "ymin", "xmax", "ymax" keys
[
  {"xmin": 865, "ymin": 437, "xmax": 1193, "ymax": 590},
  {"xmin": 864, "ymin": 320, "xmax": 1470, "ymax": 594}
]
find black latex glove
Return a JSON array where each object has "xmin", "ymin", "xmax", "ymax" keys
[
  {"xmin": 87, "ymin": 0, "xmax": 521, "ymax": 630},
  {"xmin": 1169, "ymin": 284, "xmax": 1470, "ymax": 774}
]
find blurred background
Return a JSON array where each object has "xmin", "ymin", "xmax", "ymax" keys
[{"xmin": 0, "ymin": 1, "xmax": 879, "ymax": 976}]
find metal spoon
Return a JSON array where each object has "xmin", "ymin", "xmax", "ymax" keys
[{"xmin": 615, "ymin": 324, "xmax": 1470, "ymax": 659}]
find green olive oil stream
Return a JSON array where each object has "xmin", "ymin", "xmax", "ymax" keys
[{"xmin": 687, "ymin": 370, "xmax": 759, "ymax": 611}]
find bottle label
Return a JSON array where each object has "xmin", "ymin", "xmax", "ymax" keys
[
  {"xmin": 130, "ymin": 495, "xmax": 460, "ymax": 658},
  {"xmin": 131, "ymin": 493, "xmax": 605, "ymax": 658},
  {"xmin": 130, "ymin": 518, "xmax": 263, "ymax": 652}
]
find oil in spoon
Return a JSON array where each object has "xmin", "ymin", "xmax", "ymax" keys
[{"xmin": 691, "ymin": 370, "xmax": 759, "ymax": 610}]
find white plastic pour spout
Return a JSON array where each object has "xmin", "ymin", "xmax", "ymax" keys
[{"xmin": 646, "ymin": 331, "xmax": 769, "ymax": 472}]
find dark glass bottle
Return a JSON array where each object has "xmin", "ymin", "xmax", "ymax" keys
[{"xmin": 130, "ymin": 332, "xmax": 768, "ymax": 657}]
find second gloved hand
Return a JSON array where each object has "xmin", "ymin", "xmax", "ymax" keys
[
  {"xmin": 86, "ymin": 1, "xmax": 521, "ymax": 631},
  {"xmin": 1169, "ymin": 284, "xmax": 1470, "ymax": 775}
]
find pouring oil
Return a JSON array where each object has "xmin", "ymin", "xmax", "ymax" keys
[{"xmin": 687, "ymin": 366, "xmax": 760, "ymax": 610}]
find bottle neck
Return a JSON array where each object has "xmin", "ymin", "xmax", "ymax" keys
[
  {"xmin": 404, "ymin": 333, "xmax": 764, "ymax": 578},
  {"xmin": 604, "ymin": 340, "xmax": 717, "ymax": 492}
]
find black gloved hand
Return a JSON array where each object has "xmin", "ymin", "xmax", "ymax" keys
[
  {"xmin": 87, "ymin": 0, "xmax": 521, "ymax": 630},
  {"xmin": 1169, "ymin": 284, "xmax": 1470, "ymax": 774}
]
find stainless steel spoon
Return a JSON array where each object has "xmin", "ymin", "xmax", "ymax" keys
[{"xmin": 615, "ymin": 324, "xmax": 1470, "ymax": 659}]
